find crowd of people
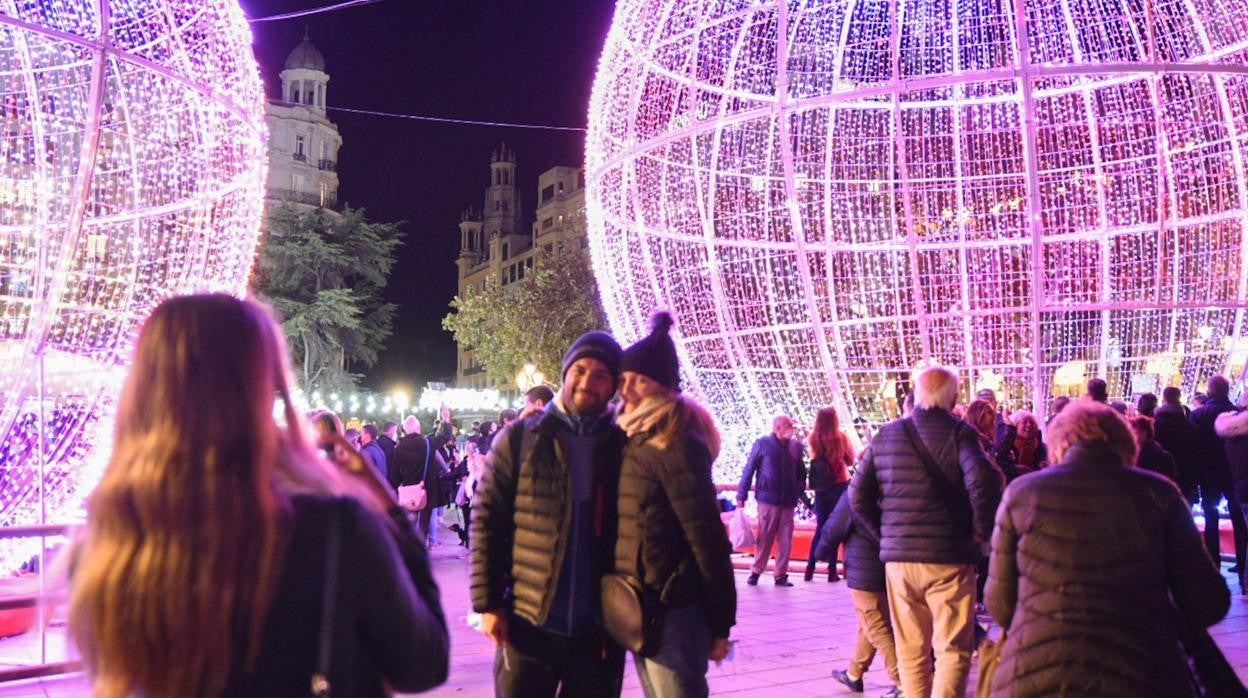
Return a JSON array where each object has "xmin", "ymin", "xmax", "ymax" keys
[{"xmin": 55, "ymin": 291, "xmax": 1245, "ymax": 698}]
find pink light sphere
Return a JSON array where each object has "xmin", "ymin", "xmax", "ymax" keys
[
  {"xmin": 586, "ymin": 0, "xmax": 1248, "ymax": 479},
  {"xmin": 0, "ymin": 0, "xmax": 266, "ymax": 556}
]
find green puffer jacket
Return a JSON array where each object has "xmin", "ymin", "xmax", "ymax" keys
[
  {"xmin": 469, "ymin": 410, "xmax": 626, "ymax": 626},
  {"xmin": 615, "ymin": 431, "xmax": 737, "ymax": 640}
]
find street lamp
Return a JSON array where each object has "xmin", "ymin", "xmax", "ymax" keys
[
  {"xmin": 392, "ymin": 389, "xmax": 410, "ymax": 421},
  {"xmin": 516, "ymin": 363, "xmax": 545, "ymax": 393}
]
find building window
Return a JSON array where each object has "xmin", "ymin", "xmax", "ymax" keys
[
  {"xmin": 292, "ymin": 173, "xmax": 304, "ymax": 193},
  {"xmin": 526, "ymin": 258, "xmax": 534, "ymax": 270},
  {"xmin": 319, "ymin": 181, "xmax": 327, "ymax": 207},
  {"xmin": 295, "ymin": 135, "xmax": 306, "ymax": 161},
  {"xmin": 541, "ymin": 184, "xmax": 555, "ymax": 203},
  {"xmin": 544, "ymin": 244, "xmax": 553, "ymax": 254},
  {"xmin": 542, "ymin": 217, "xmax": 554, "ymax": 230},
  {"xmin": 502, "ymin": 243, "xmax": 509, "ymax": 259},
  {"xmin": 557, "ymin": 181, "xmax": 565, "ymax": 194},
  {"xmin": 517, "ymin": 263, "xmax": 526, "ymax": 280}
]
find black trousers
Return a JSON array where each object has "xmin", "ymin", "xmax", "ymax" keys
[
  {"xmin": 494, "ymin": 616, "xmax": 625, "ymax": 698},
  {"xmin": 805, "ymin": 483, "xmax": 848, "ymax": 576},
  {"xmin": 1200, "ymin": 473, "xmax": 1247, "ymax": 573}
]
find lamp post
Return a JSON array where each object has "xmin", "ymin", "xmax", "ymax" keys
[
  {"xmin": 515, "ymin": 363, "xmax": 545, "ymax": 393},
  {"xmin": 392, "ymin": 389, "xmax": 410, "ymax": 424}
]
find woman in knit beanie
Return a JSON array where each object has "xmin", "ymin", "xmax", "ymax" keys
[{"xmin": 612, "ymin": 311, "xmax": 737, "ymax": 698}]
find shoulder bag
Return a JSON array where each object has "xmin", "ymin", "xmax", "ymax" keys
[
  {"xmin": 975, "ymin": 628, "xmax": 1006, "ymax": 698},
  {"xmin": 398, "ymin": 437, "xmax": 432, "ymax": 511},
  {"xmin": 901, "ymin": 418, "xmax": 973, "ymax": 530},
  {"xmin": 600, "ymin": 534, "xmax": 663, "ymax": 656},
  {"xmin": 310, "ymin": 500, "xmax": 343, "ymax": 697}
]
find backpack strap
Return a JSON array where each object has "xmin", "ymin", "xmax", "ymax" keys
[{"xmin": 901, "ymin": 418, "xmax": 973, "ymax": 531}]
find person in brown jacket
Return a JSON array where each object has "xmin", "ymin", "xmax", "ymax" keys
[{"xmin": 985, "ymin": 400, "xmax": 1230, "ymax": 696}]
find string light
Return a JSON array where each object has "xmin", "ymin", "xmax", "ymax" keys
[
  {"xmin": 0, "ymin": 0, "xmax": 266, "ymax": 567},
  {"xmin": 586, "ymin": 0, "xmax": 1248, "ymax": 481}
]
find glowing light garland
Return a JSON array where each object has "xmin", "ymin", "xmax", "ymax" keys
[
  {"xmin": 0, "ymin": 0, "xmax": 266, "ymax": 563},
  {"xmin": 586, "ymin": 0, "xmax": 1248, "ymax": 481}
]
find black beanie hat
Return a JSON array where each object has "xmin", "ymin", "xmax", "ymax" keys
[
  {"xmin": 562, "ymin": 330, "xmax": 623, "ymax": 384},
  {"xmin": 621, "ymin": 311, "xmax": 680, "ymax": 391}
]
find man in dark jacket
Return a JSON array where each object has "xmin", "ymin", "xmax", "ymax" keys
[
  {"xmin": 378, "ymin": 421, "xmax": 399, "ymax": 465},
  {"xmin": 1154, "ymin": 386, "xmax": 1197, "ymax": 499},
  {"xmin": 471, "ymin": 331, "xmax": 628, "ymax": 697},
  {"xmin": 737, "ymin": 415, "xmax": 806, "ymax": 586},
  {"xmin": 1189, "ymin": 375, "xmax": 1247, "ymax": 572},
  {"xmin": 392, "ymin": 416, "xmax": 451, "ymax": 544},
  {"xmin": 815, "ymin": 495, "xmax": 902, "ymax": 698},
  {"xmin": 850, "ymin": 366, "xmax": 1003, "ymax": 698}
]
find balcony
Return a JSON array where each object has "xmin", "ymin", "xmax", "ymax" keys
[
  {"xmin": 293, "ymin": 152, "xmax": 307, "ymax": 162},
  {"xmin": 317, "ymin": 158, "xmax": 336, "ymax": 171},
  {"xmin": 266, "ymin": 188, "xmax": 338, "ymax": 209}
]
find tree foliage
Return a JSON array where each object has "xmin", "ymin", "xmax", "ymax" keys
[
  {"xmin": 443, "ymin": 247, "xmax": 609, "ymax": 385},
  {"xmin": 251, "ymin": 203, "xmax": 404, "ymax": 392}
]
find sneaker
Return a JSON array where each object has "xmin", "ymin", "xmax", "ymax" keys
[
  {"xmin": 831, "ymin": 669, "xmax": 864, "ymax": 692},
  {"xmin": 880, "ymin": 687, "xmax": 903, "ymax": 698},
  {"xmin": 747, "ymin": 573, "xmax": 760, "ymax": 586},
  {"xmin": 774, "ymin": 575, "xmax": 794, "ymax": 587}
]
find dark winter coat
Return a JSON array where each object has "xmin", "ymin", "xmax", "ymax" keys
[
  {"xmin": 994, "ymin": 426, "xmax": 1048, "ymax": 480},
  {"xmin": 1136, "ymin": 439, "xmax": 1181, "ymax": 488},
  {"xmin": 223, "ymin": 496, "xmax": 448, "ymax": 696},
  {"xmin": 1215, "ymin": 408, "xmax": 1248, "ymax": 504},
  {"xmin": 615, "ymin": 430, "xmax": 736, "ymax": 639},
  {"xmin": 1190, "ymin": 396, "xmax": 1236, "ymax": 487},
  {"xmin": 849, "ymin": 407, "xmax": 1003, "ymax": 565},
  {"xmin": 1154, "ymin": 403, "xmax": 1198, "ymax": 494},
  {"xmin": 813, "ymin": 493, "xmax": 884, "ymax": 592},
  {"xmin": 391, "ymin": 435, "xmax": 451, "ymax": 508},
  {"xmin": 470, "ymin": 409, "xmax": 626, "ymax": 628},
  {"xmin": 985, "ymin": 443, "xmax": 1228, "ymax": 698},
  {"xmin": 736, "ymin": 434, "xmax": 806, "ymax": 508},
  {"xmin": 377, "ymin": 434, "xmax": 397, "ymax": 465}
]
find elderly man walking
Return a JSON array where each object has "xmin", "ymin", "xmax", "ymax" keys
[
  {"xmin": 850, "ymin": 366, "xmax": 1003, "ymax": 698},
  {"xmin": 737, "ymin": 415, "xmax": 806, "ymax": 587}
]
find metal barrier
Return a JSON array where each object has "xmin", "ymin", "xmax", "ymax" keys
[{"xmin": 0, "ymin": 523, "xmax": 82, "ymax": 684}]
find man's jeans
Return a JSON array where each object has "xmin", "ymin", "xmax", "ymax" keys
[
  {"xmin": 494, "ymin": 616, "xmax": 625, "ymax": 698},
  {"xmin": 634, "ymin": 602, "xmax": 711, "ymax": 698},
  {"xmin": 885, "ymin": 562, "xmax": 976, "ymax": 698},
  {"xmin": 750, "ymin": 502, "xmax": 795, "ymax": 578}
]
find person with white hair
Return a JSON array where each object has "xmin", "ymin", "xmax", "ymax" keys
[
  {"xmin": 984, "ymin": 400, "xmax": 1229, "ymax": 696},
  {"xmin": 849, "ymin": 366, "xmax": 1003, "ymax": 698}
]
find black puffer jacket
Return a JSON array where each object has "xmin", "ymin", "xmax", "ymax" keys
[
  {"xmin": 1191, "ymin": 396, "xmax": 1236, "ymax": 486},
  {"xmin": 616, "ymin": 430, "xmax": 736, "ymax": 639},
  {"xmin": 813, "ymin": 493, "xmax": 883, "ymax": 592},
  {"xmin": 1154, "ymin": 403, "xmax": 1198, "ymax": 495},
  {"xmin": 470, "ymin": 410, "xmax": 626, "ymax": 625},
  {"xmin": 985, "ymin": 443, "xmax": 1229, "ymax": 698},
  {"xmin": 849, "ymin": 407, "xmax": 1003, "ymax": 564}
]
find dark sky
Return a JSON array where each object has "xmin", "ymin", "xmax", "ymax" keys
[{"xmin": 239, "ymin": 0, "xmax": 617, "ymax": 394}]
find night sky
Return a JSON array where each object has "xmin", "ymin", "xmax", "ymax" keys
[{"xmin": 239, "ymin": 0, "xmax": 618, "ymax": 394}]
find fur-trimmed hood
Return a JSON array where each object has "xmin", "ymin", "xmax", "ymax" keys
[{"xmin": 1215, "ymin": 408, "xmax": 1248, "ymax": 439}]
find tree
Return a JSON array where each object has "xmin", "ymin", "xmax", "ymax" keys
[
  {"xmin": 443, "ymin": 247, "xmax": 609, "ymax": 385},
  {"xmin": 251, "ymin": 203, "xmax": 404, "ymax": 392}
]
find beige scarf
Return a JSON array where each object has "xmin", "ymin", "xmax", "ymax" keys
[{"xmin": 617, "ymin": 393, "xmax": 721, "ymax": 460}]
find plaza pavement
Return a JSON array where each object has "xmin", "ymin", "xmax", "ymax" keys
[{"xmin": 4, "ymin": 527, "xmax": 1248, "ymax": 697}]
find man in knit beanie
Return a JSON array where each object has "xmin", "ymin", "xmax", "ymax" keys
[{"xmin": 471, "ymin": 329, "xmax": 629, "ymax": 697}]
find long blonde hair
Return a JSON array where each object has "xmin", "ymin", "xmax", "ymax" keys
[{"xmin": 68, "ymin": 294, "xmax": 348, "ymax": 697}]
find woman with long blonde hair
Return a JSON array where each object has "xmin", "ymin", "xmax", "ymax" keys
[
  {"xmin": 804, "ymin": 406, "xmax": 855, "ymax": 582},
  {"xmin": 614, "ymin": 312, "xmax": 736, "ymax": 698},
  {"xmin": 68, "ymin": 294, "xmax": 448, "ymax": 697}
]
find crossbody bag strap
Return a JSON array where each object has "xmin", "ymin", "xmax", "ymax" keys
[
  {"xmin": 421, "ymin": 436, "xmax": 432, "ymax": 483},
  {"xmin": 901, "ymin": 418, "xmax": 972, "ymax": 526},
  {"xmin": 311, "ymin": 500, "xmax": 344, "ymax": 697}
]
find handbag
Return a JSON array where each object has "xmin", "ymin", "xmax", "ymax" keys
[
  {"xmin": 600, "ymin": 535, "xmax": 663, "ymax": 656},
  {"xmin": 600, "ymin": 573, "xmax": 663, "ymax": 657},
  {"xmin": 311, "ymin": 500, "xmax": 343, "ymax": 697},
  {"xmin": 975, "ymin": 628, "xmax": 1005, "ymax": 698},
  {"xmin": 398, "ymin": 437, "xmax": 432, "ymax": 511}
]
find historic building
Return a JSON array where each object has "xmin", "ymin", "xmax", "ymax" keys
[
  {"xmin": 455, "ymin": 148, "xmax": 588, "ymax": 389},
  {"xmin": 264, "ymin": 34, "xmax": 341, "ymax": 209}
]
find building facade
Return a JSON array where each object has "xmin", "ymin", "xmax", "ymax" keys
[
  {"xmin": 264, "ymin": 34, "xmax": 341, "ymax": 210},
  {"xmin": 455, "ymin": 149, "xmax": 588, "ymax": 389}
]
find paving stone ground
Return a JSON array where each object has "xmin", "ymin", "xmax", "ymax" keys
[{"xmin": 3, "ymin": 528, "xmax": 1247, "ymax": 697}]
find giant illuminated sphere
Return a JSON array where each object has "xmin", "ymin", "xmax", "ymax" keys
[
  {"xmin": 587, "ymin": 0, "xmax": 1248, "ymax": 478},
  {"xmin": 0, "ymin": 0, "xmax": 266, "ymax": 551}
]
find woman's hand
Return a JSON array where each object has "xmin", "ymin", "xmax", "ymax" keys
[{"xmin": 709, "ymin": 637, "xmax": 731, "ymax": 663}]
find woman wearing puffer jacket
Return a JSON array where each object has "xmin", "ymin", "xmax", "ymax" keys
[
  {"xmin": 984, "ymin": 400, "xmax": 1229, "ymax": 697},
  {"xmin": 614, "ymin": 312, "xmax": 737, "ymax": 698}
]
